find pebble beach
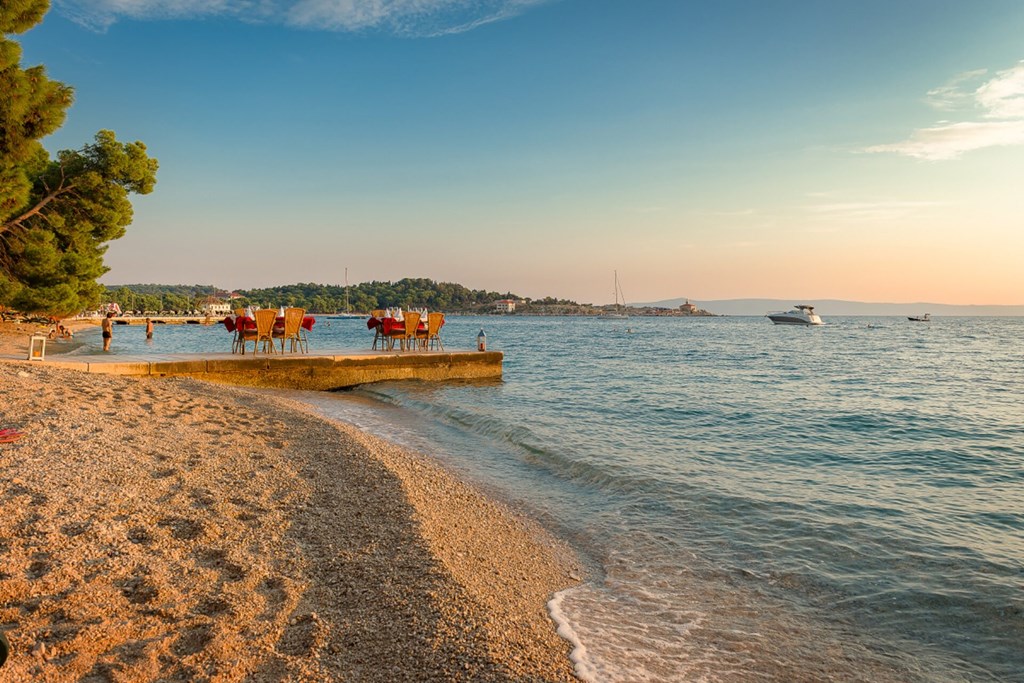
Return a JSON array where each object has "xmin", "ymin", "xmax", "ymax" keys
[{"xmin": 0, "ymin": 324, "xmax": 582, "ymax": 681}]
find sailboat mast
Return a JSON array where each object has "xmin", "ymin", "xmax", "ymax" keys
[{"xmin": 344, "ymin": 267, "xmax": 350, "ymax": 314}]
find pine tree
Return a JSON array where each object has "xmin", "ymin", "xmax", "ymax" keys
[
  {"xmin": 0, "ymin": 1, "xmax": 157, "ymax": 316},
  {"xmin": 1, "ymin": 1, "xmax": 71, "ymax": 224}
]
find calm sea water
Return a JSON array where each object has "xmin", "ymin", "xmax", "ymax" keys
[{"xmin": 78, "ymin": 316, "xmax": 1024, "ymax": 681}]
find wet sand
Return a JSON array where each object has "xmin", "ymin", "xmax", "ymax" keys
[{"xmin": 0, "ymin": 325, "xmax": 582, "ymax": 681}]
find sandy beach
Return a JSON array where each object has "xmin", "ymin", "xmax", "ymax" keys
[{"xmin": 0, "ymin": 324, "xmax": 582, "ymax": 681}]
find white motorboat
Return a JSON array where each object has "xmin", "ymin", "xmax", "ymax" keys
[{"xmin": 767, "ymin": 305, "xmax": 823, "ymax": 326}]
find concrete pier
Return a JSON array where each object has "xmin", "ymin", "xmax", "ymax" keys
[{"xmin": 15, "ymin": 350, "xmax": 503, "ymax": 390}]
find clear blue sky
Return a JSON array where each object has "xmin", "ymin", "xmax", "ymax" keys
[{"xmin": 19, "ymin": 0, "xmax": 1024, "ymax": 304}]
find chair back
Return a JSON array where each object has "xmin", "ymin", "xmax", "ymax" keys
[
  {"xmin": 254, "ymin": 308, "xmax": 277, "ymax": 337},
  {"xmin": 371, "ymin": 309, "xmax": 385, "ymax": 318},
  {"xmin": 402, "ymin": 311, "xmax": 421, "ymax": 340},
  {"xmin": 234, "ymin": 308, "xmax": 245, "ymax": 317},
  {"xmin": 427, "ymin": 312, "xmax": 444, "ymax": 335},
  {"xmin": 283, "ymin": 307, "xmax": 305, "ymax": 337}
]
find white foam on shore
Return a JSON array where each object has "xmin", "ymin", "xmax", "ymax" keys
[{"xmin": 548, "ymin": 588, "xmax": 600, "ymax": 683}]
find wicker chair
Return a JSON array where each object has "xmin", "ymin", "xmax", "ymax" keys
[
  {"xmin": 253, "ymin": 308, "xmax": 279, "ymax": 354},
  {"xmin": 370, "ymin": 309, "xmax": 387, "ymax": 350},
  {"xmin": 231, "ymin": 308, "xmax": 248, "ymax": 353},
  {"xmin": 397, "ymin": 311, "xmax": 420, "ymax": 352},
  {"xmin": 237, "ymin": 316, "xmax": 258, "ymax": 354},
  {"xmin": 382, "ymin": 313, "xmax": 409, "ymax": 352},
  {"xmin": 423, "ymin": 312, "xmax": 445, "ymax": 351},
  {"xmin": 222, "ymin": 316, "xmax": 244, "ymax": 354},
  {"xmin": 277, "ymin": 307, "xmax": 308, "ymax": 353}
]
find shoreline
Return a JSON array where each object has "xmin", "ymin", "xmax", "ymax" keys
[
  {"xmin": 0, "ymin": 353, "xmax": 583, "ymax": 679},
  {"xmin": 0, "ymin": 319, "xmax": 94, "ymax": 358}
]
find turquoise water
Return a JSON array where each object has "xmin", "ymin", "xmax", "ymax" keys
[{"xmin": 79, "ymin": 316, "xmax": 1024, "ymax": 681}]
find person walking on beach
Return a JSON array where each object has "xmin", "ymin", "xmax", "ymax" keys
[
  {"xmin": 145, "ymin": 318, "xmax": 154, "ymax": 341},
  {"xmin": 102, "ymin": 312, "xmax": 114, "ymax": 351}
]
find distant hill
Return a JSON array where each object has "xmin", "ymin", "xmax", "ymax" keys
[{"xmin": 638, "ymin": 298, "xmax": 1024, "ymax": 317}]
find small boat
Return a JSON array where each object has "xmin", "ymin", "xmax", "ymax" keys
[
  {"xmin": 908, "ymin": 313, "xmax": 931, "ymax": 322},
  {"xmin": 767, "ymin": 305, "xmax": 823, "ymax": 326}
]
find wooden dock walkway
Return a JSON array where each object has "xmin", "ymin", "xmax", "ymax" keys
[{"xmin": 8, "ymin": 349, "xmax": 503, "ymax": 390}]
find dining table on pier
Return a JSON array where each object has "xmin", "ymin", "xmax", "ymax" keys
[
  {"xmin": 366, "ymin": 316, "xmax": 425, "ymax": 335},
  {"xmin": 367, "ymin": 314, "xmax": 441, "ymax": 351},
  {"xmin": 222, "ymin": 314, "xmax": 316, "ymax": 353}
]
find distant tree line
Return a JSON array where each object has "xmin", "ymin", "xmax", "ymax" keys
[
  {"xmin": 241, "ymin": 279, "xmax": 515, "ymax": 314},
  {"xmin": 102, "ymin": 279, "xmax": 583, "ymax": 315}
]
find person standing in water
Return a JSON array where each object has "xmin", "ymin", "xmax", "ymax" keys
[
  {"xmin": 101, "ymin": 312, "xmax": 114, "ymax": 351},
  {"xmin": 145, "ymin": 317, "xmax": 154, "ymax": 341}
]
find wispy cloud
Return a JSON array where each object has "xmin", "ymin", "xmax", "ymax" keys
[
  {"xmin": 804, "ymin": 200, "xmax": 944, "ymax": 222},
  {"xmin": 54, "ymin": 0, "xmax": 249, "ymax": 29},
  {"xmin": 54, "ymin": 0, "xmax": 550, "ymax": 35},
  {"xmin": 924, "ymin": 69, "xmax": 988, "ymax": 111},
  {"xmin": 700, "ymin": 208, "xmax": 756, "ymax": 217},
  {"xmin": 865, "ymin": 120, "xmax": 1024, "ymax": 161},
  {"xmin": 867, "ymin": 60, "xmax": 1024, "ymax": 160}
]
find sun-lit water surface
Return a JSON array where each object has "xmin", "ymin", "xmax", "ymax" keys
[{"xmin": 78, "ymin": 315, "xmax": 1024, "ymax": 681}]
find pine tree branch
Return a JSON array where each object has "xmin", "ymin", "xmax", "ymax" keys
[{"xmin": 0, "ymin": 172, "xmax": 74, "ymax": 235}]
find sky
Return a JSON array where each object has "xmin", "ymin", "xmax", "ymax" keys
[{"xmin": 16, "ymin": 0, "xmax": 1024, "ymax": 305}]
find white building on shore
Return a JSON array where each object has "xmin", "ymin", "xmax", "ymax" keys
[
  {"xmin": 493, "ymin": 299, "xmax": 517, "ymax": 313},
  {"xmin": 203, "ymin": 300, "xmax": 233, "ymax": 317}
]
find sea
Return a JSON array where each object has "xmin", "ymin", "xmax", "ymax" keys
[{"xmin": 75, "ymin": 315, "xmax": 1023, "ymax": 682}]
